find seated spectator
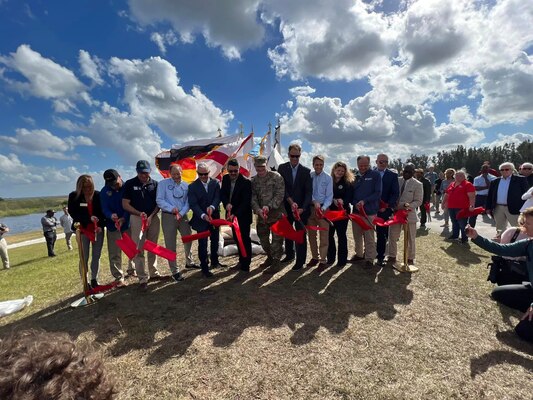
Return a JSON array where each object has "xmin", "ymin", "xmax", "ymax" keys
[
  {"xmin": 0, "ymin": 329, "xmax": 116, "ymax": 399},
  {"xmin": 466, "ymin": 209, "xmax": 533, "ymax": 343}
]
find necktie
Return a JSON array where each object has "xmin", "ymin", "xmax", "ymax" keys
[{"xmin": 400, "ymin": 180, "xmax": 406, "ymax": 196}]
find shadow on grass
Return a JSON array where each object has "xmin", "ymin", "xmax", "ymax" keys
[
  {"xmin": 440, "ymin": 242, "xmax": 488, "ymax": 267},
  {"xmin": 0, "ymin": 256, "xmax": 413, "ymax": 366},
  {"xmin": 470, "ymin": 349, "xmax": 533, "ymax": 378}
]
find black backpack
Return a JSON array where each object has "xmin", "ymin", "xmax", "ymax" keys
[{"xmin": 486, "ymin": 229, "xmax": 529, "ymax": 285}]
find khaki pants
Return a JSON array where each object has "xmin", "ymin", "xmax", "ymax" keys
[
  {"xmin": 388, "ymin": 222, "xmax": 417, "ymax": 261},
  {"xmin": 351, "ymin": 214, "xmax": 376, "ymax": 261},
  {"xmin": 107, "ymin": 229, "xmax": 132, "ymax": 282},
  {"xmin": 493, "ymin": 205, "xmax": 519, "ymax": 236},
  {"xmin": 308, "ymin": 208, "xmax": 330, "ymax": 262},
  {"xmin": 161, "ymin": 212, "xmax": 194, "ymax": 274},
  {"xmin": 130, "ymin": 214, "xmax": 160, "ymax": 283},
  {"xmin": 0, "ymin": 237, "xmax": 9, "ymax": 269}
]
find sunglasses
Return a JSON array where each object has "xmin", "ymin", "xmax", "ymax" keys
[
  {"xmin": 521, "ymin": 167, "xmax": 532, "ymax": 170},
  {"xmin": 500, "ymin": 168, "xmax": 511, "ymax": 171},
  {"xmin": 198, "ymin": 172, "xmax": 209, "ymax": 176},
  {"xmin": 289, "ymin": 154, "xmax": 300, "ymax": 158},
  {"xmin": 378, "ymin": 160, "xmax": 388, "ymax": 164},
  {"xmin": 228, "ymin": 169, "xmax": 239, "ymax": 174}
]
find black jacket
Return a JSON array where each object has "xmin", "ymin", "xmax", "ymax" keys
[{"xmin": 221, "ymin": 174, "xmax": 252, "ymax": 226}]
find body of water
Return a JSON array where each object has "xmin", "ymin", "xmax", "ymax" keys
[{"xmin": 0, "ymin": 213, "xmax": 46, "ymax": 234}]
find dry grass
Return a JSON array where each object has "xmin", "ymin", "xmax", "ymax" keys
[{"xmin": 1, "ymin": 231, "xmax": 532, "ymax": 399}]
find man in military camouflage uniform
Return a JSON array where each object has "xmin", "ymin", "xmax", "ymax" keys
[{"xmin": 251, "ymin": 155, "xmax": 286, "ymax": 274}]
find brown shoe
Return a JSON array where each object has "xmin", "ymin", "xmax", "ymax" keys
[{"xmin": 306, "ymin": 259, "xmax": 319, "ymax": 267}]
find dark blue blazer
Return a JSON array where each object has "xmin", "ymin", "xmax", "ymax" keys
[
  {"xmin": 188, "ymin": 178, "xmax": 221, "ymax": 231},
  {"xmin": 486, "ymin": 175, "xmax": 528, "ymax": 215},
  {"xmin": 380, "ymin": 169, "xmax": 399, "ymax": 208},
  {"xmin": 277, "ymin": 162, "xmax": 312, "ymax": 214}
]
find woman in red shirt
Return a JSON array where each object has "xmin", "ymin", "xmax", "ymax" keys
[{"xmin": 442, "ymin": 170, "xmax": 475, "ymax": 243}]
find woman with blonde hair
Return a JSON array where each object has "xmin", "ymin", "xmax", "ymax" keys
[
  {"xmin": 439, "ymin": 168, "xmax": 455, "ymax": 227},
  {"xmin": 326, "ymin": 161, "xmax": 355, "ymax": 267},
  {"xmin": 67, "ymin": 174, "xmax": 105, "ymax": 288}
]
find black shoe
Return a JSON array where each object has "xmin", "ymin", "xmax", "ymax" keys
[
  {"xmin": 139, "ymin": 282, "xmax": 148, "ymax": 291},
  {"xmin": 211, "ymin": 262, "xmax": 227, "ymax": 269},
  {"xmin": 306, "ymin": 259, "xmax": 319, "ymax": 267},
  {"xmin": 49, "ymin": 254, "xmax": 56, "ymax": 257},
  {"xmin": 376, "ymin": 259, "xmax": 385, "ymax": 267},
  {"xmin": 172, "ymin": 272, "xmax": 184, "ymax": 282},
  {"xmin": 281, "ymin": 255, "xmax": 295, "ymax": 263},
  {"xmin": 363, "ymin": 260, "xmax": 374, "ymax": 269},
  {"xmin": 203, "ymin": 271, "xmax": 214, "ymax": 278},
  {"xmin": 336, "ymin": 262, "xmax": 347, "ymax": 267},
  {"xmin": 291, "ymin": 263, "xmax": 304, "ymax": 271},
  {"xmin": 240, "ymin": 266, "xmax": 250, "ymax": 272},
  {"xmin": 326, "ymin": 259, "xmax": 335, "ymax": 266},
  {"xmin": 186, "ymin": 263, "xmax": 201, "ymax": 269},
  {"xmin": 90, "ymin": 279, "xmax": 99, "ymax": 288},
  {"xmin": 349, "ymin": 255, "xmax": 365, "ymax": 263}
]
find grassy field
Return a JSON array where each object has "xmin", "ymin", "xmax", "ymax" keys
[
  {"xmin": 0, "ymin": 231, "xmax": 532, "ymax": 399},
  {"xmin": 0, "ymin": 196, "xmax": 67, "ymax": 217}
]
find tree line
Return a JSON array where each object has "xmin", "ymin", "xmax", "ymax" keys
[{"xmin": 388, "ymin": 140, "xmax": 533, "ymax": 174}]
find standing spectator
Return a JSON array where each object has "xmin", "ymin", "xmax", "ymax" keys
[
  {"xmin": 439, "ymin": 169, "xmax": 455, "ymax": 227},
  {"xmin": 100, "ymin": 169, "xmax": 130, "ymax": 287},
  {"xmin": 424, "ymin": 165, "xmax": 438, "ymax": 212},
  {"xmin": 188, "ymin": 162, "xmax": 224, "ymax": 278},
  {"xmin": 221, "ymin": 159, "xmax": 253, "ymax": 272},
  {"xmin": 350, "ymin": 155, "xmax": 382, "ymax": 268},
  {"xmin": 518, "ymin": 162, "xmax": 533, "ymax": 188},
  {"xmin": 327, "ymin": 161, "xmax": 354, "ymax": 267},
  {"xmin": 251, "ymin": 155, "xmax": 286, "ymax": 274},
  {"xmin": 434, "ymin": 172, "xmax": 444, "ymax": 215},
  {"xmin": 68, "ymin": 175, "xmax": 105, "ymax": 287},
  {"xmin": 375, "ymin": 153, "xmax": 399, "ymax": 266},
  {"xmin": 486, "ymin": 162, "xmax": 529, "ymax": 237},
  {"xmin": 469, "ymin": 164, "xmax": 496, "ymax": 227},
  {"xmin": 442, "ymin": 170, "xmax": 475, "ymax": 243},
  {"xmin": 0, "ymin": 222, "xmax": 9, "ymax": 269},
  {"xmin": 415, "ymin": 169, "xmax": 431, "ymax": 230},
  {"xmin": 59, "ymin": 206, "xmax": 73, "ymax": 250},
  {"xmin": 388, "ymin": 163, "xmax": 423, "ymax": 265},
  {"xmin": 156, "ymin": 164, "xmax": 197, "ymax": 282},
  {"xmin": 277, "ymin": 143, "xmax": 312, "ymax": 271},
  {"xmin": 307, "ymin": 155, "xmax": 333, "ymax": 268},
  {"xmin": 122, "ymin": 160, "xmax": 161, "ymax": 291},
  {"xmin": 41, "ymin": 209, "xmax": 59, "ymax": 257}
]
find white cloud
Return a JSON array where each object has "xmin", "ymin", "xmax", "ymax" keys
[
  {"xmin": 0, "ymin": 128, "xmax": 94, "ymax": 160},
  {"xmin": 53, "ymin": 117, "xmax": 87, "ymax": 132},
  {"xmin": 150, "ymin": 31, "xmax": 178, "ymax": 54},
  {"xmin": 289, "ymin": 86, "xmax": 316, "ymax": 97},
  {"xmin": 0, "ymin": 45, "xmax": 87, "ymax": 103},
  {"xmin": 108, "ymin": 56, "xmax": 233, "ymax": 140},
  {"xmin": 79, "ymin": 50, "xmax": 104, "ymax": 86},
  {"xmin": 87, "ymin": 102, "xmax": 163, "ymax": 165},
  {"xmin": 128, "ymin": 0, "xmax": 265, "ymax": 59},
  {"xmin": 480, "ymin": 132, "xmax": 533, "ymax": 149}
]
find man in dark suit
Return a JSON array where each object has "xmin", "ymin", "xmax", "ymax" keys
[
  {"xmin": 374, "ymin": 154, "xmax": 399, "ymax": 266},
  {"xmin": 221, "ymin": 158, "xmax": 252, "ymax": 272},
  {"xmin": 415, "ymin": 169, "xmax": 431, "ymax": 230},
  {"xmin": 277, "ymin": 143, "xmax": 312, "ymax": 270},
  {"xmin": 188, "ymin": 162, "xmax": 224, "ymax": 277},
  {"xmin": 486, "ymin": 162, "xmax": 529, "ymax": 236}
]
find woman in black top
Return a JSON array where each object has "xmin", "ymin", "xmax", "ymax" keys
[
  {"xmin": 68, "ymin": 175, "xmax": 105, "ymax": 288},
  {"xmin": 327, "ymin": 161, "xmax": 355, "ymax": 267}
]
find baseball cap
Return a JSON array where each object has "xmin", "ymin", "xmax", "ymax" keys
[
  {"xmin": 254, "ymin": 156, "xmax": 267, "ymax": 167},
  {"xmin": 103, "ymin": 169, "xmax": 119, "ymax": 185},
  {"xmin": 136, "ymin": 160, "xmax": 151, "ymax": 173},
  {"xmin": 46, "ymin": 209, "xmax": 55, "ymax": 214}
]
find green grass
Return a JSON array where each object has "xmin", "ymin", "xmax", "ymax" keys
[
  {"xmin": 0, "ymin": 232, "xmax": 532, "ymax": 399},
  {"xmin": 0, "ymin": 196, "xmax": 67, "ymax": 217}
]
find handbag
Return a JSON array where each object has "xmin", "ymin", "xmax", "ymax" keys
[{"xmin": 486, "ymin": 229, "xmax": 528, "ymax": 285}]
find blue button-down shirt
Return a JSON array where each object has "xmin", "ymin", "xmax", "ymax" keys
[
  {"xmin": 352, "ymin": 169, "xmax": 382, "ymax": 215},
  {"xmin": 156, "ymin": 178, "xmax": 190, "ymax": 216},
  {"xmin": 310, "ymin": 171, "xmax": 333, "ymax": 211}
]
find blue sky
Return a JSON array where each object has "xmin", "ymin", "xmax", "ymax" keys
[{"xmin": 0, "ymin": 0, "xmax": 532, "ymax": 198}]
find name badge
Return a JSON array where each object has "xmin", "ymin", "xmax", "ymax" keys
[
  {"xmin": 365, "ymin": 178, "xmax": 372, "ymax": 181},
  {"xmin": 80, "ymin": 203, "xmax": 88, "ymax": 207},
  {"xmin": 133, "ymin": 186, "xmax": 141, "ymax": 190}
]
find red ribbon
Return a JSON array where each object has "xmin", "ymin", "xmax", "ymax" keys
[
  {"xmin": 456, "ymin": 207, "xmax": 485, "ymax": 219},
  {"xmin": 209, "ymin": 218, "xmax": 234, "ymax": 227},
  {"xmin": 348, "ymin": 213, "xmax": 373, "ymax": 230},
  {"xmin": 380, "ymin": 199, "xmax": 388, "ymax": 209},
  {"xmin": 84, "ymin": 280, "xmax": 120, "ymax": 296},
  {"xmin": 270, "ymin": 214, "xmax": 305, "ymax": 244},
  {"xmin": 79, "ymin": 225, "xmax": 96, "ymax": 242},
  {"xmin": 373, "ymin": 209, "xmax": 409, "ymax": 227},
  {"xmin": 306, "ymin": 226, "xmax": 328, "ymax": 231},
  {"xmin": 143, "ymin": 240, "xmax": 177, "ymax": 261},
  {"xmin": 231, "ymin": 216, "xmax": 247, "ymax": 258},
  {"xmin": 141, "ymin": 214, "xmax": 148, "ymax": 232},
  {"xmin": 182, "ymin": 230, "xmax": 211, "ymax": 243},
  {"xmin": 115, "ymin": 232, "xmax": 139, "ymax": 259},
  {"xmin": 323, "ymin": 210, "xmax": 348, "ymax": 222},
  {"xmin": 424, "ymin": 201, "xmax": 430, "ymax": 212}
]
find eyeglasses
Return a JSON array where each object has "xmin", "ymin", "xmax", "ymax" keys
[
  {"xmin": 500, "ymin": 168, "xmax": 511, "ymax": 171},
  {"xmin": 228, "ymin": 169, "xmax": 239, "ymax": 174},
  {"xmin": 378, "ymin": 160, "xmax": 388, "ymax": 164},
  {"xmin": 289, "ymin": 154, "xmax": 300, "ymax": 158},
  {"xmin": 198, "ymin": 172, "xmax": 209, "ymax": 176},
  {"xmin": 521, "ymin": 167, "xmax": 532, "ymax": 170}
]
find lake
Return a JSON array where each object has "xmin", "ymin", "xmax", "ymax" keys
[{"xmin": 1, "ymin": 213, "xmax": 47, "ymax": 234}]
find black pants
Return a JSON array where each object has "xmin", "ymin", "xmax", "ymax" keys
[
  {"xmin": 468, "ymin": 194, "xmax": 487, "ymax": 227},
  {"xmin": 232, "ymin": 219, "xmax": 251, "ymax": 269},
  {"xmin": 491, "ymin": 283, "xmax": 533, "ymax": 312},
  {"xmin": 376, "ymin": 208, "xmax": 393, "ymax": 261},
  {"xmin": 327, "ymin": 219, "xmax": 348, "ymax": 264},
  {"xmin": 284, "ymin": 211, "xmax": 309, "ymax": 266},
  {"xmin": 44, "ymin": 231, "xmax": 56, "ymax": 256},
  {"xmin": 419, "ymin": 205, "xmax": 427, "ymax": 226},
  {"xmin": 198, "ymin": 225, "xmax": 220, "ymax": 274}
]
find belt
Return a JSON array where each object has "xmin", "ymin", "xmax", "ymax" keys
[
  {"xmin": 497, "ymin": 204, "xmax": 508, "ymax": 206},
  {"xmin": 162, "ymin": 211, "xmax": 173, "ymax": 214}
]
